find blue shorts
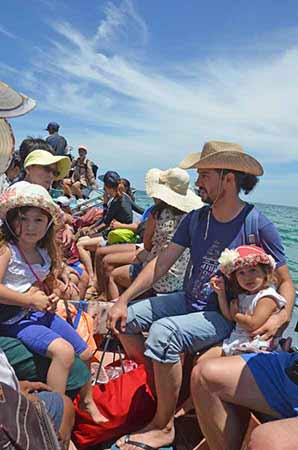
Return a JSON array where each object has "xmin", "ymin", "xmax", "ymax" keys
[
  {"xmin": 124, "ymin": 292, "xmax": 233, "ymax": 363},
  {"xmin": 242, "ymin": 352, "xmax": 298, "ymax": 418},
  {"xmin": 69, "ymin": 261, "xmax": 83, "ymax": 277},
  {"xmin": 0, "ymin": 311, "xmax": 88, "ymax": 356},
  {"xmin": 35, "ymin": 391, "xmax": 64, "ymax": 431}
]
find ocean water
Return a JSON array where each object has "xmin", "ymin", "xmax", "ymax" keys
[{"xmin": 134, "ymin": 191, "xmax": 298, "ymax": 286}]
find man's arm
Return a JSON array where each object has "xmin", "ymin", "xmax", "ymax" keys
[
  {"xmin": 122, "ymin": 242, "xmax": 185, "ymax": 304},
  {"xmin": 251, "ymin": 264, "xmax": 295, "ymax": 339},
  {"xmin": 107, "ymin": 242, "xmax": 185, "ymax": 333}
]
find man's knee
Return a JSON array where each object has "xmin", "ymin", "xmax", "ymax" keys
[
  {"xmin": 145, "ymin": 319, "xmax": 184, "ymax": 363},
  {"xmin": 248, "ymin": 420, "xmax": 298, "ymax": 450},
  {"xmin": 191, "ymin": 358, "xmax": 222, "ymax": 394},
  {"xmin": 248, "ymin": 423, "xmax": 278, "ymax": 450}
]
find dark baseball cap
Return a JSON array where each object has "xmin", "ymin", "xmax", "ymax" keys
[
  {"xmin": 46, "ymin": 122, "xmax": 60, "ymax": 131},
  {"xmin": 101, "ymin": 170, "xmax": 120, "ymax": 188}
]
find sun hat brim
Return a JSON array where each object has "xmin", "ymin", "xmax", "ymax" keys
[
  {"xmin": 0, "ymin": 118, "xmax": 15, "ymax": 175},
  {"xmin": 180, "ymin": 150, "xmax": 263, "ymax": 176},
  {"xmin": 145, "ymin": 168, "xmax": 203, "ymax": 213},
  {"xmin": 24, "ymin": 150, "xmax": 71, "ymax": 180},
  {"xmin": 0, "ymin": 181, "xmax": 64, "ymax": 227},
  {"xmin": 0, "ymin": 81, "xmax": 36, "ymax": 118}
]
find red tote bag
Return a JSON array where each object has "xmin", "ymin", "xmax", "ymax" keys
[{"xmin": 72, "ymin": 336, "xmax": 156, "ymax": 449}]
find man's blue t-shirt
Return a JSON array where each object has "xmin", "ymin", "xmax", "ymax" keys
[{"xmin": 172, "ymin": 204, "xmax": 286, "ymax": 312}]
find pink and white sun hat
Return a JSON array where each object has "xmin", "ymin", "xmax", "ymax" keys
[
  {"xmin": 0, "ymin": 182, "xmax": 64, "ymax": 227},
  {"xmin": 218, "ymin": 245, "xmax": 276, "ymax": 276}
]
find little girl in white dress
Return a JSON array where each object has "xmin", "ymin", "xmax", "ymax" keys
[{"xmin": 211, "ymin": 245, "xmax": 287, "ymax": 355}]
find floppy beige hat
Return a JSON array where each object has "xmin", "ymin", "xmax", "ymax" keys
[
  {"xmin": 146, "ymin": 167, "xmax": 203, "ymax": 213},
  {"xmin": 179, "ymin": 141, "xmax": 263, "ymax": 176},
  {"xmin": 0, "ymin": 118, "xmax": 15, "ymax": 175},
  {"xmin": 0, "ymin": 182, "xmax": 64, "ymax": 227},
  {"xmin": 0, "ymin": 81, "xmax": 36, "ymax": 118},
  {"xmin": 24, "ymin": 150, "xmax": 71, "ymax": 180}
]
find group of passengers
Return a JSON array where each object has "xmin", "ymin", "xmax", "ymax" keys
[{"xmin": 0, "ymin": 80, "xmax": 297, "ymax": 450}]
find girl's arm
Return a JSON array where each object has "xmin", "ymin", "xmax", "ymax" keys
[
  {"xmin": 143, "ymin": 214, "xmax": 156, "ymax": 252},
  {"xmin": 235, "ymin": 296, "xmax": 278, "ymax": 331},
  {"xmin": 211, "ymin": 276, "xmax": 233, "ymax": 321}
]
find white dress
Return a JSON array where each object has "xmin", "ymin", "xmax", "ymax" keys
[{"xmin": 223, "ymin": 286, "xmax": 287, "ymax": 355}]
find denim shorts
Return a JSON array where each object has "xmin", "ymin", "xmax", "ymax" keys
[
  {"xmin": 35, "ymin": 391, "xmax": 64, "ymax": 431},
  {"xmin": 128, "ymin": 262, "xmax": 143, "ymax": 281},
  {"xmin": 125, "ymin": 292, "xmax": 233, "ymax": 363}
]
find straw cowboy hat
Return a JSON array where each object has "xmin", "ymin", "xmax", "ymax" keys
[
  {"xmin": 24, "ymin": 149, "xmax": 71, "ymax": 180},
  {"xmin": 0, "ymin": 181, "xmax": 64, "ymax": 227},
  {"xmin": 146, "ymin": 167, "xmax": 203, "ymax": 213},
  {"xmin": 0, "ymin": 81, "xmax": 36, "ymax": 118},
  {"xmin": 0, "ymin": 118, "xmax": 15, "ymax": 175},
  {"xmin": 179, "ymin": 141, "xmax": 263, "ymax": 176},
  {"xmin": 218, "ymin": 245, "xmax": 275, "ymax": 276}
]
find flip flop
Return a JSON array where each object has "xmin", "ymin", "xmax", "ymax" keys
[{"xmin": 110, "ymin": 434, "xmax": 174, "ymax": 450}]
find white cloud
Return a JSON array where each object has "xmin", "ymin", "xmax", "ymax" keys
[
  {"xmin": 10, "ymin": 2, "xmax": 298, "ymax": 200},
  {"xmin": 0, "ymin": 25, "xmax": 17, "ymax": 40},
  {"xmin": 94, "ymin": 0, "xmax": 148, "ymax": 50}
]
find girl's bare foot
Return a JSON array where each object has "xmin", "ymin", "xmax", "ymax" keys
[{"xmin": 78, "ymin": 397, "xmax": 108, "ymax": 424}]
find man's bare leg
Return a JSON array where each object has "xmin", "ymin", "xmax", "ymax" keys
[
  {"xmin": 119, "ymin": 334, "xmax": 153, "ymax": 385},
  {"xmin": 248, "ymin": 418, "xmax": 298, "ymax": 450},
  {"xmin": 117, "ymin": 359, "xmax": 182, "ymax": 450},
  {"xmin": 191, "ymin": 356, "xmax": 279, "ymax": 450}
]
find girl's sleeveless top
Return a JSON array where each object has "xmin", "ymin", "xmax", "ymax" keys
[
  {"xmin": 0, "ymin": 243, "xmax": 51, "ymax": 324},
  {"xmin": 146, "ymin": 209, "xmax": 190, "ymax": 293}
]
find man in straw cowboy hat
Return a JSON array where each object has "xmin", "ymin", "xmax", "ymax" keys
[{"xmin": 107, "ymin": 141, "xmax": 294, "ymax": 450}]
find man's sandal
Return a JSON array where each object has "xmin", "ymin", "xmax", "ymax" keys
[{"xmin": 110, "ymin": 434, "xmax": 174, "ymax": 450}]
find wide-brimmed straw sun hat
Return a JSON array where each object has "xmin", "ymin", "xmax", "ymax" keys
[
  {"xmin": 179, "ymin": 141, "xmax": 263, "ymax": 176},
  {"xmin": 0, "ymin": 182, "xmax": 64, "ymax": 227},
  {"xmin": 0, "ymin": 118, "xmax": 15, "ymax": 175},
  {"xmin": 218, "ymin": 245, "xmax": 275, "ymax": 276},
  {"xmin": 24, "ymin": 150, "xmax": 71, "ymax": 180},
  {"xmin": 146, "ymin": 167, "xmax": 203, "ymax": 213},
  {"xmin": 0, "ymin": 81, "xmax": 36, "ymax": 118}
]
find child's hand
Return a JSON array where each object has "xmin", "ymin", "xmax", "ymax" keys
[
  {"xmin": 46, "ymin": 293, "xmax": 60, "ymax": 312},
  {"xmin": 29, "ymin": 291, "xmax": 52, "ymax": 312},
  {"xmin": 210, "ymin": 275, "xmax": 225, "ymax": 295}
]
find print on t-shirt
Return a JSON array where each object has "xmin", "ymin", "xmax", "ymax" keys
[{"xmin": 187, "ymin": 239, "xmax": 222, "ymax": 304}]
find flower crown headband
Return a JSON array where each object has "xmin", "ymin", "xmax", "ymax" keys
[{"xmin": 218, "ymin": 246, "xmax": 276, "ymax": 277}]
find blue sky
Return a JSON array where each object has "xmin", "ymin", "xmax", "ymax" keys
[{"xmin": 1, "ymin": 0, "xmax": 298, "ymax": 206}]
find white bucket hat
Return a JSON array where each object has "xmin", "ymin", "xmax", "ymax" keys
[
  {"xmin": 0, "ymin": 118, "xmax": 15, "ymax": 174},
  {"xmin": 0, "ymin": 182, "xmax": 64, "ymax": 227},
  {"xmin": 0, "ymin": 81, "xmax": 36, "ymax": 118},
  {"xmin": 145, "ymin": 167, "xmax": 203, "ymax": 213}
]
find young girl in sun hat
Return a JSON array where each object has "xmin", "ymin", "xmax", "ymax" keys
[
  {"xmin": 106, "ymin": 167, "xmax": 204, "ymax": 299},
  {"xmin": 211, "ymin": 245, "xmax": 287, "ymax": 355},
  {"xmin": 0, "ymin": 182, "xmax": 107, "ymax": 423}
]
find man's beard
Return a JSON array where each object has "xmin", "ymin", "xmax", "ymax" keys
[{"xmin": 198, "ymin": 188, "xmax": 212, "ymax": 205}]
